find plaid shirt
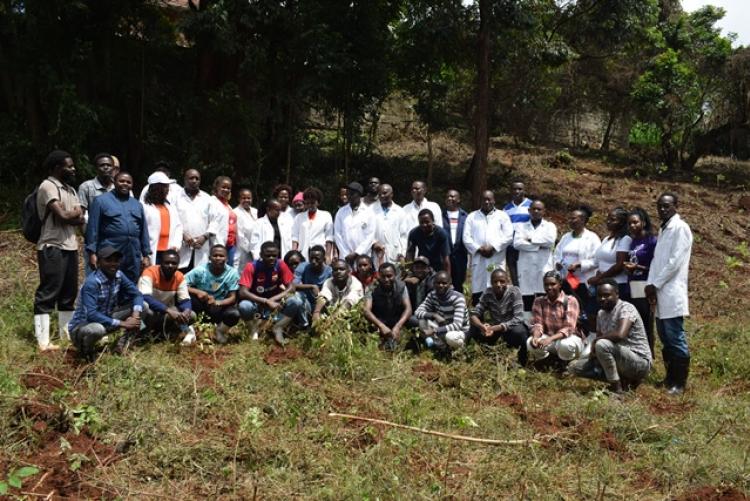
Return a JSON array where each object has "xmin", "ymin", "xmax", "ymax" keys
[
  {"xmin": 69, "ymin": 270, "xmax": 143, "ymax": 331},
  {"xmin": 530, "ymin": 292, "xmax": 580, "ymax": 338},
  {"xmin": 471, "ymin": 285, "xmax": 525, "ymax": 330}
]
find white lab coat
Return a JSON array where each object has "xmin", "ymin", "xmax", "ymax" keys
[
  {"xmin": 292, "ymin": 209, "xmax": 334, "ymax": 259},
  {"xmin": 647, "ymin": 214, "xmax": 692, "ymax": 319},
  {"xmin": 139, "ymin": 180, "xmax": 180, "ymax": 205},
  {"xmin": 402, "ymin": 198, "xmax": 444, "ymax": 232},
  {"xmin": 554, "ymin": 229, "xmax": 601, "ymax": 283},
  {"xmin": 143, "ymin": 202, "xmax": 183, "ymax": 264},
  {"xmin": 371, "ymin": 202, "xmax": 409, "ymax": 264},
  {"xmin": 173, "ymin": 189, "xmax": 223, "ymax": 269},
  {"xmin": 513, "ymin": 219, "xmax": 557, "ymax": 295},
  {"xmin": 334, "ymin": 203, "xmax": 376, "ymax": 258},
  {"xmin": 249, "ymin": 214, "xmax": 293, "ymax": 260},
  {"xmin": 208, "ymin": 196, "xmax": 231, "ymax": 247},
  {"xmin": 463, "ymin": 208, "xmax": 514, "ymax": 293},
  {"xmin": 234, "ymin": 205, "xmax": 258, "ymax": 271}
]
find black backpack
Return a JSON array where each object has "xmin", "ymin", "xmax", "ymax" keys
[{"xmin": 21, "ymin": 182, "xmax": 59, "ymax": 243}]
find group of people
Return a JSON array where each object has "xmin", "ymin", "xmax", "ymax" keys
[{"xmin": 30, "ymin": 149, "xmax": 694, "ymax": 396}]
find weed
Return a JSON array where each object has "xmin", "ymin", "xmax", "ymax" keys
[{"xmin": 0, "ymin": 466, "xmax": 39, "ymax": 495}]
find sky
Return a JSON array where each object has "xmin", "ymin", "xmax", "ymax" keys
[{"xmin": 681, "ymin": 0, "xmax": 749, "ymax": 47}]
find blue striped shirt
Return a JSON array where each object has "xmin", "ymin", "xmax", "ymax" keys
[{"xmin": 503, "ymin": 198, "xmax": 533, "ymax": 225}]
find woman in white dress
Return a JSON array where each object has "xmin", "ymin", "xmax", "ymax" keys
[{"xmin": 587, "ymin": 207, "xmax": 632, "ymax": 299}]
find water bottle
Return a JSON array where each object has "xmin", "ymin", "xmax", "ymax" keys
[{"xmin": 424, "ymin": 336, "xmax": 435, "ymax": 348}]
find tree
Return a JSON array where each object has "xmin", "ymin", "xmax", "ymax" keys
[{"xmin": 631, "ymin": 5, "xmax": 732, "ymax": 170}]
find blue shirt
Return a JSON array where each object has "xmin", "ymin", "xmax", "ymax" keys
[
  {"xmin": 185, "ymin": 263, "xmax": 240, "ymax": 301},
  {"xmin": 293, "ymin": 262, "xmax": 333, "ymax": 307},
  {"xmin": 503, "ymin": 198, "xmax": 533, "ymax": 225},
  {"xmin": 69, "ymin": 270, "xmax": 144, "ymax": 331}
]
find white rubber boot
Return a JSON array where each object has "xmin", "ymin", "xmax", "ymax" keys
[
  {"xmin": 181, "ymin": 326, "xmax": 196, "ymax": 346},
  {"xmin": 247, "ymin": 319, "xmax": 260, "ymax": 341},
  {"xmin": 58, "ymin": 310, "xmax": 73, "ymax": 342},
  {"xmin": 34, "ymin": 314, "xmax": 59, "ymax": 351},
  {"xmin": 272, "ymin": 315, "xmax": 292, "ymax": 346}
]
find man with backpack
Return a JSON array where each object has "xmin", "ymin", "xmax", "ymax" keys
[{"xmin": 28, "ymin": 150, "xmax": 85, "ymax": 351}]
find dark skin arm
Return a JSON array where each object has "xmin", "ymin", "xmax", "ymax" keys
[
  {"xmin": 238, "ymin": 286, "xmax": 288, "ymax": 310},
  {"xmin": 47, "ymin": 200, "xmax": 84, "ymax": 225},
  {"xmin": 442, "ymin": 255, "xmax": 451, "ymax": 279},
  {"xmin": 188, "ymin": 287, "xmax": 215, "ymax": 305},
  {"xmin": 588, "ymin": 251, "xmax": 628, "ymax": 286},
  {"xmin": 470, "ymin": 314, "xmax": 506, "ymax": 337},
  {"xmin": 214, "ymin": 290, "xmax": 237, "ymax": 308},
  {"xmin": 590, "ymin": 317, "xmax": 632, "ymax": 358}
]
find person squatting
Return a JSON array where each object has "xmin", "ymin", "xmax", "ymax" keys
[{"xmin": 29, "ymin": 151, "xmax": 693, "ymax": 396}]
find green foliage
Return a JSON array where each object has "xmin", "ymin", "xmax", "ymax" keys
[
  {"xmin": 0, "ymin": 466, "xmax": 40, "ymax": 495},
  {"xmin": 67, "ymin": 404, "xmax": 105, "ymax": 435},
  {"xmin": 629, "ymin": 121, "xmax": 661, "ymax": 148}
]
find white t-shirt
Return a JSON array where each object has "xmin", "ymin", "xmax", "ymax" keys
[
  {"xmin": 446, "ymin": 210, "xmax": 459, "ymax": 243},
  {"xmin": 594, "ymin": 235, "xmax": 633, "ymax": 284}
]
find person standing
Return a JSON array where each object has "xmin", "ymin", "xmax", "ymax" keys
[
  {"xmin": 173, "ymin": 169, "xmax": 223, "ymax": 273},
  {"xmin": 362, "ymin": 177, "xmax": 381, "ymax": 207},
  {"xmin": 139, "ymin": 161, "xmax": 180, "ymax": 205},
  {"xmin": 234, "ymin": 188, "xmax": 259, "ymax": 272},
  {"xmin": 210, "ymin": 176, "xmax": 237, "ymax": 267},
  {"xmin": 503, "ymin": 181, "xmax": 533, "ymax": 286},
  {"xmin": 371, "ymin": 183, "xmax": 408, "ymax": 266},
  {"xmin": 513, "ymin": 200, "xmax": 557, "ymax": 311},
  {"xmin": 646, "ymin": 192, "xmax": 693, "ymax": 395},
  {"xmin": 249, "ymin": 198, "xmax": 293, "ymax": 260},
  {"xmin": 463, "ymin": 190, "xmax": 514, "ymax": 305},
  {"xmin": 142, "ymin": 172, "xmax": 183, "ymax": 265},
  {"xmin": 406, "ymin": 209, "xmax": 451, "ymax": 276},
  {"xmin": 78, "ymin": 153, "xmax": 114, "ymax": 225},
  {"xmin": 334, "ymin": 182, "xmax": 376, "ymax": 267},
  {"xmin": 623, "ymin": 208, "xmax": 658, "ymax": 356},
  {"xmin": 86, "ymin": 171, "xmax": 151, "ymax": 284},
  {"xmin": 292, "ymin": 187, "xmax": 334, "ymax": 262},
  {"xmin": 33, "ymin": 150, "xmax": 85, "ymax": 351},
  {"xmin": 272, "ymin": 184, "xmax": 295, "ymax": 218},
  {"xmin": 402, "ymin": 180, "xmax": 443, "ymax": 231},
  {"xmin": 442, "ymin": 189, "xmax": 468, "ymax": 293},
  {"xmin": 587, "ymin": 207, "xmax": 632, "ymax": 300}
]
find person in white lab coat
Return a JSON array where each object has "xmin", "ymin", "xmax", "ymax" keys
[
  {"xmin": 142, "ymin": 172, "xmax": 183, "ymax": 265},
  {"xmin": 249, "ymin": 198, "xmax": 293, "ymax": 260},
  {"xmin": 334, "ymin": 182, "xmax": 376, "ymax": 267},
  {"xmin": 553, "ymin": 205, "xmax": 601, "ymax": 329},
  {"xmin": 371, "ymin": 184, "xmax": 408, "ymax": 266},
  {"xmin": 512, "ymin": 200, "xmax": 557, "ymax": 311},
  {"xmin": 402, "ymin": 180, "xmax": 443, "ymax": 231},
  {"xmin": 462, "ymin": 190, "xmax": 514, "ymax": 305},
  {"xmin": 646, "ymin": 192, "xmax": 693, "ymax": 395},
  {"xmin": 173, "ymin": 169, "xmax": 224, "ymax": 272},
  {"xmin": 139, "ymin": 162, "xmax": 180, "ymax": 205},
  {"xmin": 292, "ymin": 187, "xmax": 334, "ymax": 262},
  {"xmin": 234, "ymin": 188, "xmax": 258, "ymax": 271}
]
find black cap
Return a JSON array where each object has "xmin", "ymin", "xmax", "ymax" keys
[
  {"xmin": 347, "ymin": 182, "xmax": 364, "ymax": 195},
  {"xmin": 97, "ymin": 246, "xmax": 122, "ymax": 259},
  {"xmin": 413, "ymin": 256, "xmax": 430, "ymax": 266}
]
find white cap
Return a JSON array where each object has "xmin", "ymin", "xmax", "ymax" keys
[{"xmin": 147, "ymin": 171, "xmax": 175, "ymax": 185}]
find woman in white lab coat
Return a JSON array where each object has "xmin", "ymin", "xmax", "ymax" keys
[
  {"xmin": 513, "ymin": 200, "xmax": 557, "ymax": 311},
  {"xmin": 553, "ymin": 204, "xmax": 601, "ymax": 330},
  {"xmin": 291, "ymin": 187, "xmax": 334, "ymax": 262},
  {"xmin": 142, "ymin": 175, "xmax": 183, "ymax": 265},
  {"xmin": 234, "ymin": 188, "xmax": 258, "ymax": 271},
  {"xmin": 249, "ymin": 198, "xmax": 293, "ymax": 259}
]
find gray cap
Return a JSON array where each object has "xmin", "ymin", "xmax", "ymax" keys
[
  {"xmin": 347, "ymin": 182, "xmax": 364, "ymax": 195},
  {"xmin": 97, "ymin": 246, "xmax": 122, "ymax": 259}
]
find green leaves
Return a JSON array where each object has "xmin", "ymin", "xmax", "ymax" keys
[{"xmin": 0, "ymin": 466, "xmax": 40, "ymax": 494}]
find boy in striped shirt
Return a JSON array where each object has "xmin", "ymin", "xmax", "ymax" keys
[{"xmin": 414, "ymin": 271, "xmax": 468, "ymax": 351}]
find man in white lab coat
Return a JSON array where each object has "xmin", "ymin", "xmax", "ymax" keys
[
  {"xmin": 402, "ymin": 180, "xmax": 443, "ymax": 232},
  {"xmin": 173, "ymin": 169, "xmax": 224, "ymax": 272},
  {"xmin": 371, "ymin": 184, "xmax": 408, "ymax": 267},
  {"xmin": 334, "ymin": 182, "xmax": 376, "ymax": 267},
  {"xmin": 645, "ymin": 192, "xmax": 693, "ymax": 395},
  {"xmin": 463, "ymin": 190, "xmax": 514, "ymax": 305},
  {"xmin": 512, "ymin": 200, "xmax": 557, "ymax": 311}
]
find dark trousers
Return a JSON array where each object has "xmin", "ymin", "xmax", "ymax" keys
[
  {"xmin": 522, "ymin": 294, "xmax": 543, "ymax": 312},
  {"xmin": 471, "ymin": 322, "xmax": 529, "ymax": 365},
  {"xmin": 506, "ymin": 246, "xmax": 520, "ymax": 286},
  {"xmin": 449, "ymin": 252, "xmax": 467, "ymax": 293},
  {"xmin": 191, "ymin": 297, "xmax": 240, "ymax": 327},
  {"xmin": 630, "ymin": 297, "xmax": 654, "ymax": 356},
  {"xmin": 34, "ymin": 247, "xmax": 78, "ymax": 314}
]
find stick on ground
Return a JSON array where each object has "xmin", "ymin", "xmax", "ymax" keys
[{"xmin": 328, "ymin": 412, "xmax": 540, "ymax": 446}]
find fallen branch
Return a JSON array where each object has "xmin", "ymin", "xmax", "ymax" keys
[{"xmin": 328, "ymin": 412, "xmax": 540, "ymax": 446}]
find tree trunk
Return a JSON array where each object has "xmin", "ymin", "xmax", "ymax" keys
[
  {"xmin": 601, "ymin": 109, "xmax": 616, "ymax": 151},
  {"xmin": 285, "ymin": 103, "xmax": 293, "ymax": 184},
  {"xmin": 426, "ymin": 127, "xmax": 434, "ymax": 193},
  {"xmin": 471, "ymin": 0, "xmax": 490, "ymax": 210}
]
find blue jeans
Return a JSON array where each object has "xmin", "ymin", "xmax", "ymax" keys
[
  {"xmin": 656, "ymin": 317, "xmax": 689, "ymax": 359},
  {"xmin": 238, "ymin": 295, "xmax": 303, "ymax": 321}
]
